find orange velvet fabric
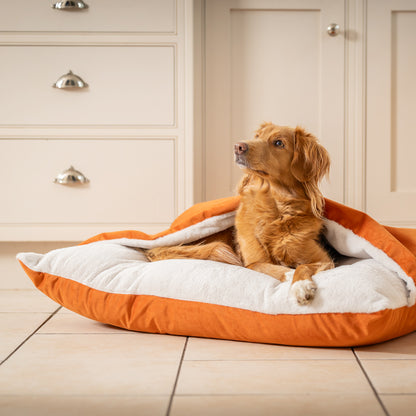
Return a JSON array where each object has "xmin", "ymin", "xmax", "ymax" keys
[{"xmin": 20, "ymin": 197, "xmax": 416, "ymax": 346}]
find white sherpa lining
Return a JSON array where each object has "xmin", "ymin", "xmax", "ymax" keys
[{"xmin": 17, "ymin": 212, "xmax": 416, "ymax": 315}]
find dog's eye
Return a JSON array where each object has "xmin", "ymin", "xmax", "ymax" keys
[{"xmin": 273, "ymin": 139, "xmax": 284, "ymax": 148}]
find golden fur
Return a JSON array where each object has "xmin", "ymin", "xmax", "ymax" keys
[{"xmin": 146, "ymin": 123, "xmax": 334, "ymax": 305}]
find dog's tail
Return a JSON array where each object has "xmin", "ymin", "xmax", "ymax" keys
[{"xmin": 145, "ymin": 242, "xmax": 242, "ymax": 266}]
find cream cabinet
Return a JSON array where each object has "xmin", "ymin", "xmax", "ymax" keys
[
  {"xmin": 0, "ymin": 0, "xmax": 194, "ymax": 241},
  {"xmin": 195, "ymin": 0, "xmax": 416, "ymax": 227},
  {"xmin": 1, "ymin": 139, "xmax": 176, "ymax": 240},
  {"xmin": 0, "ymin": 46, "xmax": 175, "ymax": 126},
  {"xmin": 202, "ymin": 0, "xmax": 345, "ymax": 203},
  {"xmin": 0, "ymin": 0, "xmax": 176, "ymax": 33},
  {"xmin": 366, "ymin": 0, "xmax": 416, "ymax": 226}
]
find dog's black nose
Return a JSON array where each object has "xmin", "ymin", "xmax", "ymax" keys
[{"xmin": 234, "ymin": 142, "xmax": 248, "ymax": 155}]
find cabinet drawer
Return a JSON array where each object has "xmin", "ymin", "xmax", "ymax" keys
[
  {"xmin": 0, "ymin": 46, "xmax": 174, "ymax": 126},
  {"xmin": 0, "ymin": 0, "xmax": 175, "ymax": 33},
  {"xmin": 0, "ymin": 139, "xmax": 176, "ymax": 227}
]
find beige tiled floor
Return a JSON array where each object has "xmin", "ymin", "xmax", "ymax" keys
[{"xmin": 1, "ymin": 290, "xmax": 415, "ymax": 416}]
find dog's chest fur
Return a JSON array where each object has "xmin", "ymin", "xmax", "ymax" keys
[{"xmin": 236, "ymin": 177, "xmax": 323, "ymax": 267}]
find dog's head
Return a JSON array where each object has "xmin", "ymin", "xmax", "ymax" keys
[{"xmin": 234, "ymin": 122, "xmax": 330, "ymax": 217}]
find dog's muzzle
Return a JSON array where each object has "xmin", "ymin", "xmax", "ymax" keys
[
  {"xmin": 234, "ymin": 142, "xmax": 248, "ymax": 155},
  {"xmin": 234, "ymin": 142, "xmax": 249, "ymax": 167}
]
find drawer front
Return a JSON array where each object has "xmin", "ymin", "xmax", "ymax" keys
[
  {"xmin": 0, "ymin": 46, "xmax": 174, "ymax": 126},
  {"xmin": 1, "ymin": 139, "xmax": 176, "ymax": 225},
  {"xmin": 0, "ymin": 0, "xmax": 176, "ymax": 33}
]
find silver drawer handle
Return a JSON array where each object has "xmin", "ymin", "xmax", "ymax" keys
[
  {"xmin": 52, "ymin": 1, "xmax": 89, "ymax": 10},
  {"xmin": 54, "ymin": 166, "xmax": 90, "ymax": 185},
  {"xmin": 53, "ymin": 70, "xmax": 88, "ymax": 89}
]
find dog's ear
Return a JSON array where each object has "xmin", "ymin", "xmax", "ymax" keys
[
  {"xmin": 254, "ymin": 122, "xmax": 273, "ymax": 138},
  {"xmin": 291, "ymin": 127, "xmax": 330, "ymax": 218},
  {"xmin": 291, "ymin": 127, "xmax": 330, "ymax": 184},
  {"xmin": 259, "ymin": 121, "xmax": 272, "ymax": 129},
  {"xmin": 256, "ymin": 121, "xmax": 273, "ymax": 134}
]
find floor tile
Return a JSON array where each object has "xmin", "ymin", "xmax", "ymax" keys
[
  {"xmin": 361, "ymin": 360, "xmax": 416, "ymax": 394},
  {"xmin": 185, "ymin": 337, "xmax": 353, "ymax": 361},
  {"xmin": 0, "ymin": 395, "xmax": 169, "ymax": 416},
  {"xmin": 0, "ymin": 290, "xmax": 59, "ymax": 313},
  {"xmin": 38, "ymin": 309, "xmax": 128, "ymax": 334},
  {"xmin": 355, "ymin": 332, "xmax": 416, "ymax": 359},
  {"xmin": 171, "ymin": 394, "xmax": 384, "ymax": 416},
  {"xmin": 0, "ymin": 313, "xmax": 51, "ymax": 362},
  {"xmin": 380, "ymin": 394, "xmax": 416, "ymax": 416},
  {"xmin": 0, "ymin": 333, "xmax": 184, "ymax": 395},
  {"xmin": 176, "ymin": 360, "xmax": 372, "ymax": 395}
]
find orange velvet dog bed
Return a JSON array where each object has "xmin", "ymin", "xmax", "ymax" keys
[{"xmin": 18, "ymin": 197, "xmax": 416, "ymax": 347}]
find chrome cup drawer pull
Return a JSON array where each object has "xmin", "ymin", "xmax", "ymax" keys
[
  {"xmin": 53, "ymin": 70, "xmax": 88, "ymax": 89},
  {"xmin": 54, "ymin": 166, "xmax": 90, "ymax": 185},
  {"xmin": 52, "ymin": 1, "xmax": 89, "ymax": 10}
]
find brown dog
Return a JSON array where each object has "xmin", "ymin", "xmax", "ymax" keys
[{"xmin": 146, "ymin": 123, "xmax": 334, "ymax": 305}]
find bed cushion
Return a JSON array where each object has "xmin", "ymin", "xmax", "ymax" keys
[{"xmin": 17, "ymin": 197, "xmax": 416, "ymax": 347}]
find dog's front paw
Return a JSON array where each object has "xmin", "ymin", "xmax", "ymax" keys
[{"xmin": 290, "ymin": 280, "xmax": 317, "ymax": 305}]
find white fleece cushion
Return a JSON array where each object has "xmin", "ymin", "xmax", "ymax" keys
[{"xmin": 17, "ymin": 216, "xmax": 415, "ymax": 316}]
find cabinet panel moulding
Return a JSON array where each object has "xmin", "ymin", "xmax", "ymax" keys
[
  {"xmin": 0, "ymin": 134, "xmax": 179, "ymax": 141},
  {"xmin": 344, "ymin": 0, "xmax": 367, "ymax": 211},
  {"xmin": 0, "ymin": 124, "xmax": 180, "ymax": 131},
  {"xmin": 0, "ymin": 35, "xmax": 180, "ymax": 46}
]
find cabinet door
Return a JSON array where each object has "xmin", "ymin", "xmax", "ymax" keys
[
  {"xmin": 0, "ymin": 139, "xmax": 176, "ymax": 240},
  {"xmin": 0, "ymin": 46, "xmax": 174, "ymax": 127},
  {"xmin": 204, "ymin": 0, "xmax": 345, "ymax": 202},
  {"xmin": 367, "ymin": 0, "xmax": 416, "ymax": 226},
  {"xmin": 0, "ymin": 0, "xmax": 176, "ymax": 33}
]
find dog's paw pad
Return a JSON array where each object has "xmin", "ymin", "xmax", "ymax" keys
[{"xmin": 290, "ymin": 280, "xmax": 317, "ymax": 305}]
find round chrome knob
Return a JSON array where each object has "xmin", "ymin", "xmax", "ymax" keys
[
  {"xmin": 327, "ymin": 23, "xmax": 340, "ymax": 37},
  {"xmin": 54, "ymin": 166, "xmax": 90, "ymax": 185}
]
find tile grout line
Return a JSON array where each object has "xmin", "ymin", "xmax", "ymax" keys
[
  {"xmin": 0, "ymin": 306, "xmax": 62, "ymax": 366},
  {"xmin": 166, "ymin": 336, "xmax": 189, "ymax": 416},
  {"xmin": 352, "ymin": 348, "xmax": 390, "ymax": 416}
]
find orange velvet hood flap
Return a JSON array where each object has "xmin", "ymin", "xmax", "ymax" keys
[{"xmin": 17, "ymin": 197, "xmax": 416, "ymax": 347}]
